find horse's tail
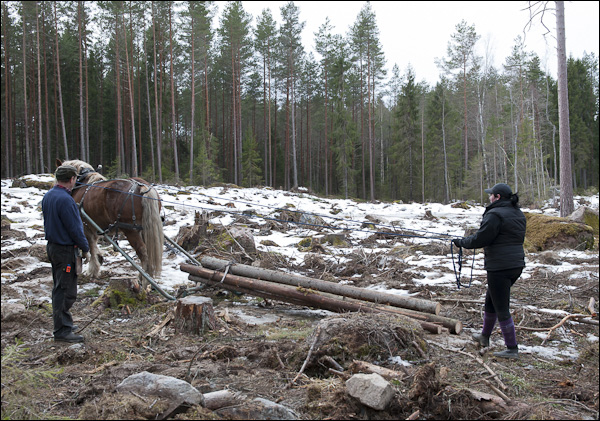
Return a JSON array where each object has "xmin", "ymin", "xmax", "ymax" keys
[{"xmin": 141, "ymin": 186, "xmax": 163, "ymax": 277}]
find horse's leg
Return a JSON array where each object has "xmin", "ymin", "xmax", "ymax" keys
[
  {"xmin": 121, "ymin": 229, "xmax": 150, "ymax": 288},
  {"xmin": 85, "ymin": 229, "xmax": 101, "ymax": 278}
]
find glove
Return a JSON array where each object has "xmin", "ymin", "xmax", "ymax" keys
[
  {"xmin": 452, "ymin": 238, "xmax": 462, "ymax": 248},
  {"xmin": 82, "ymin": 252, "xmax": 90, "ymax": 263}
]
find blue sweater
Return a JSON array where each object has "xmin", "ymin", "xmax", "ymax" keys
[{"xmin": 42, "ymin": 185, "xmax": 90, "ymax": 252}]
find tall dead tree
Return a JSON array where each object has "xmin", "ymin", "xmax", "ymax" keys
[{"xmin": 555, "ymin": 1, "xmax": 574, "ymax": 216}]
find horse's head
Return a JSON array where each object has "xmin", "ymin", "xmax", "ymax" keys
[{"xmin": 56, "ymin": 159, "xmax": 106, "ymax": 184}]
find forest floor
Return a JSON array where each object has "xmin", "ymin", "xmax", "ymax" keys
[
  {"xmin": 1, "ymin": 183, "xmax": 599, "ymax": 420},
  {"xmin": 2, "ymin": 239, "xmax": 598, "ymax": 420}
]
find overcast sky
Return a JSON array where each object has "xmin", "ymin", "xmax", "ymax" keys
[{"xmin": 216, "ymin": 1, "xmax": 599, "ymax": 86}]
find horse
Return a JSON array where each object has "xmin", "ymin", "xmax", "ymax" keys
[{"xmin": 56, "ymin": 159, "xmax": 164, "ymax": 281}]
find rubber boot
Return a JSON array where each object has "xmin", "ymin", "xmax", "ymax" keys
[
  {"xmin": 495, "ymin": 317, "xmax": 518, "ymax": 359},
  {"xmin": 472, "ymin": 332, "xmax": 490, "ymax": 347},
  {"xmin": 472, "ymin": 311, "xmax": 496, "ymax": 347},
  {"xmin": 493, "ymin": 348, "xmax": 519, "ymax": 359}
]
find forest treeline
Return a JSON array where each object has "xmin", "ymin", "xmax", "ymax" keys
[{"xmin": 1, "ymin": 1, "xmax": 598, "ymax": 204}]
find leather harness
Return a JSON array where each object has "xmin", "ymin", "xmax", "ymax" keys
[{"xmin": 76, "ymin": 171, "xmax": 150, "ymax": 234}]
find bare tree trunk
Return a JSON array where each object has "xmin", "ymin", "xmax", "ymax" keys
[
  {"xmin": 22, "ymin": 3, "xmax": 31, "ymax": 174},
  {"xmin": 3, "ymin": 2, "xmax": 14, "ymax": 177},
  {"xmin": 291, "ymin": 58, "xmax": 298, "ymax": 189},
  {"xmin": 143, "ymin": 19, "xmax": 155, "ymax": 180},
  {"xmin": 41, "ymin": 8, "xmax": 51, "ymax": 170},
  {"xmin": 152, "ymin": 4, "xmax": 162, "ymax": 183},
  {"xmin": 36, "ymin": 3, "xmax": 44, "ymax": 171},
  {"xmin": 367, "ymin": 46, "xmax": 375, "ymax": 202},
  {"xmin": 442, "ymin": 87, "xmax": 450, "ymax": 203},
  {"xmin": 115, "ymin": 11, "xmax": 124, "ymax": 174},
  {"xmin": 53, "ymin": 2, "xmax": 69, "ymax": 160},
  {"xmin": 267, "ymin": 40, "xmax": 272, "ymax": 186},
  {"xmin": 169, "ymin": 5, "xmax": 179, "ymax": 181},
  {"xmin": 324, "ymin": 61, "xmax": 328, "ymax": 195},
  {"xmin": 189, "ymin": 12, "xmax": 195, "ymax": 183},
  {"xmin": 231, "ymin": 44, "xmax": 237, "ymax": 184},
  {"xmin": 556, "ymin": 1, "xmax": 574, "ymax": 216},
  {"xmin": 78, "ymin": 1, "xmax": 85, "ymax": 160},
  {"xmin": 123, "ymin": 15, "xmax": 137, "ymax": 176}
]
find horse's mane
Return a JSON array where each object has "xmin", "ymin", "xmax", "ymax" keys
[{"xmin": 62, "ymin": 159, "xmax": 106, "ymax": 183}]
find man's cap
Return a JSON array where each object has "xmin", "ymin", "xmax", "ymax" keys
[
  {"xmin": 55, "ymin": 165, "xmax": 78, "ymax": 181},
  {"xmin": 484, "ymin": 183, "xmax": 512, "ymax": 197}
]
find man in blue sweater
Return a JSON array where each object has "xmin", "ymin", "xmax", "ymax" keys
[{"xmin": 42, "ymin": 165, "xmax": 90, "ymax": 343}]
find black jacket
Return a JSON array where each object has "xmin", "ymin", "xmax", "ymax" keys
[{"xmin": 456, "ymin": 199, "xmax": 526, "ymax": 271}]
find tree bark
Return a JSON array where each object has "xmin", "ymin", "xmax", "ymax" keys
[
  {"xmin": 174, "ymin": 296, "xmax": 218, "ymax": 334},
  {"xmin": 169, "ymin": 5, "xmax": 179, "ymax": 181},
  {"xmin": 556, "ymin": 1, "xmax": 574, "ymax": 216},
  {"xmin": 54, "ymin": 1, "xmax": 68, "ymax": 160}
]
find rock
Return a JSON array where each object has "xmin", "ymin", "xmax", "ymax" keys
[
  {"xmin": 321, "ymin": 233, "xmax": 350, "ymax": 247},
  {"xmin": 299, "ymin": 213, "xmax": 326, "ymax": 230},
  {"xmin": 345, "ymin": 372, "xmax": 395, "ymax": 410},
  {"xmin": 569, "ymin": 206, "xmax": 599, "ymax": 235},
  {"xmin": 524, "ymin": 212, "xmax": 595, "ymax": 251},
  {"xmin": 228, "ymin": 226, "xmax": 257, "ymax": 254},
  {"xmin": 1, "ymin": 302, "xmax": 27, "ymax": 321},
  {"xmin": 215, "ymin": 397, "xmax": 298, "ymax": 420},
  {"xmin": 116, "ymin": 371, "xmax": 205, "ymax": 407}
]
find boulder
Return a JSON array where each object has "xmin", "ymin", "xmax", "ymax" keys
[
  {"xmin": 569, "ymin": 206, "xmax": 599, "ymax": 235},
  {"xmin": 524, "ymin": 213, "xmax": 595, "ymax": 251},
  {"xmin": 215, "ymin": 397, "xmax": 298, "ymax": 420},
  {"xmin": 345, "ymin": 372, "xmax": 395, "ymax": 410},
  {"xmin": 116, "ymin": 371, "xmax": 205, "ymax": 407}
]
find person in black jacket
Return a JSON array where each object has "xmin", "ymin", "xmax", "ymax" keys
[
  {"xmin": 42, "ymin": 165, "xmax": 90, "ymax": 343},
  {"xmin": 453, "ymin": 183, "xmax": 526, "ymax": 359}
]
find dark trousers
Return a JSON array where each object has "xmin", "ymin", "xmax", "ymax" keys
[
  {"xmin": 47, "ymin": 243, "xmax": 78, "ymax": 337},
  {"xmin": 484, "ymin": 267, "xmax": 523, "ymax": 322}
]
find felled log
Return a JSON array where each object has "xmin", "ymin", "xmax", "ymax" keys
[
  {"xmin": 184, "ymin": 265, "xmax": 462, "ymax": 334},
  {"xmin": 198, "ymin": 257, "xmax": 441, "ymax": 315},
  {"xmin": 349, "ymin": 359, "xmax": 406, "ymax": 380},
  {"xmin": 174, "ymin": 296, "xmax": 218, "ymax": 334}
]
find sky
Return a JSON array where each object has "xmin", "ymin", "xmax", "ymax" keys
[
  {"xmin": 217, "ymin": 1, "xmax": 600, "ymax": 86},
  {"xmin": 2, "ymin": 176, "xmax": 598, "ymax": 359}
]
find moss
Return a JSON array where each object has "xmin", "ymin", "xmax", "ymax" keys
[
  {"xmin": 108, "ymin": 288, "xmax": 147, "ymax": 308},
  {"xmin": 583, "ymin": 210, "xmax": 599, "ymax": 235},
  {"xmin": 524, "ymin": 212, "xmax": 595, "ymax": 251},
  {"xmin": 215, "ymin": 231, "xmax": 235, "ymax": 251},
  {"xmin": 297, "ymin": 237, "xmax": 313, "ymax": 249}
]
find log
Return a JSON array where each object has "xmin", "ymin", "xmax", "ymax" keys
[
  {"xmin": 186, "ymin": 268, "xmax": 462, "ymax": 334},
  {"xmin": 174, "ymin": 296, "xmax": 218, "ymax": 334},
  {"xmin": 197, "ymin": 257, "xmax": 441, "ymax": 315},
  {"xmin": 350, "ymin": 359, "xmax": 406, "ymax": 380},
  {"xmin": 420, "ymin": 321, "xmax": 443, "ymax": 334}
]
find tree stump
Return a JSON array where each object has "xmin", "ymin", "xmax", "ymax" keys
[
  {"xmin": 174, "ymin": 296, "xmax": 218, "ymax": 334},
  {"xmin": 92, "ymin": 276, "xmax": 145, "ymax": 309}
]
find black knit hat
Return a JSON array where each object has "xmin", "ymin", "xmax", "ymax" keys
[
  {"xmin": 484, "ymin": 183, "xmax": 513, "ymax": 198},
  {"xmin": 55, "ymin": 165, "xmax": 78, "ymax": 181}
]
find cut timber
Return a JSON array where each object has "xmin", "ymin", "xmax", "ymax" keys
[
  {"xmin": 420, "ymin": 321, "xmax": 443, "ymax": 334},
  {"xmin": 185, "ymin": 266, "xmax": 462, "ymax": 334},
  {"xmin": 197, "ymin": 257, "xmax": 441, "ymax": 315},
  {"xmin": 174, "ymin": 296, "xmax": 218, "ymax": 334},
  {"xmin": 350, "ymin": 359, "xmax": 406, "ymax": 380}
]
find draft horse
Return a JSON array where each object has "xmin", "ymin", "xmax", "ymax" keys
[{"xmin": 56, "ymin": 159, "xmax": 164, "ymax": 281}]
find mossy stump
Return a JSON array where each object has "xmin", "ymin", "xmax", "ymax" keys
[
  {"xmin": 174, "ymin": 296, "xmax": 218, "ymax": 334},
  {"xmin": 92, "ymin": 277, "xmax": 147, "ymax": 309}
]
